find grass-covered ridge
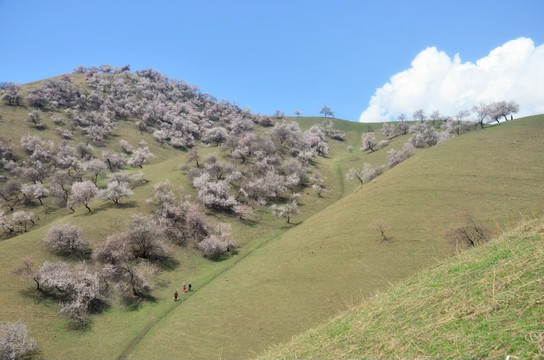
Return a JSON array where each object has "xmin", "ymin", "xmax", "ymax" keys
[
  {"xmin": 262, "ymin": 214, "xmax": 544, "ymax": 359},
  {"xmin": 0, "ymin": 70, "xmax": 543, "ymax": 359},
  {"xmin": 127, "ymin": 117, "xmax": 543, "ymax": 358}
]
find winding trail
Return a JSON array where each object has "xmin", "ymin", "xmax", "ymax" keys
[
  {"xmin": 116, "ymin": 229, "xmax": 286, "ymax": 360},
  {"xmin": 117, "ymin": 159, "xmax": 350, "ymax": 359}
]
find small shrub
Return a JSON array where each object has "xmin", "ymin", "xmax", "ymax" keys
[
  {"xmin": 43, "ymin": 224, "xmax": 90, "ymax": 257},
  {"xmin": 0, "ymin": 321, "xmax": 38, "ymax": 360}
]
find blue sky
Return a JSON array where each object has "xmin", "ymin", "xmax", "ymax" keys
[{"xmin": 0, "ymin": 0, "xmax": 542, "ymax": 121}]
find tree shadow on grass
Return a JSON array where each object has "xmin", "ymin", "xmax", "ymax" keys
[
  {"xmin": 67, "ymin": 318, "xmax": 92, "ymax": 332},
  {"xmin": 122, "ymin": 293, "xmax": 157, "ymax": 312},
  {"xmin": 239, "ymin": 217, "xmax": 259, "ymax": 226},
  {"xmin": 114, "ymin": 201, "xmax": 139, "ymax": 209},
  {"xmin": 90, "ymin": 201, "xmax": 138, "ymax": 214},
  {"xmin": 156, "ymin": 256, "xmax": 180, "ymax": 272},
  {"xmin": 19, "ymin": 287, "xmax": 61, "ymax": 306}
]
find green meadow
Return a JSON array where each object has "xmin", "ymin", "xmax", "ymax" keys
[
  {"xmin": 0, "ymin": 78, "xmax": 543, "ymax": 359},
  {"xmin": 263, "ymin": 214, "xmax": 544, "ymax": 359}
]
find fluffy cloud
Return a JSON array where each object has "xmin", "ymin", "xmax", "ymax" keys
[{"xmin": 359, "ymin": 38, "xmax": 544, "ymax": 122}]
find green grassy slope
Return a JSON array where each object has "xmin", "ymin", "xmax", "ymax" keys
[
  {"xmin": 1, "ymin": 81, "xmax": 543, "ymax": 359},
  {"xmin": 262, "ymin": 215, "xmax": 544, "ymax": 359},
  {"xmin": 127, "ymin": 116, "xmax": 544, "ymax": 358},
  {"xmin": 0, "ymin": 93, "xmax": 369, "ymax": 358}
]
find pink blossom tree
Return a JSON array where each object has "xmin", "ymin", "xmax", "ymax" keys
[{"xmin": 67, "ymin": 181, "xmax": 98, "ymax": 212}]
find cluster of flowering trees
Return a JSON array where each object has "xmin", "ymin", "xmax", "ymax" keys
[
  {"xmin": 0, "ymin": 133, "xmax": 151, "ymax": 232},
  {"xmin": 406, "ymin": 101, "xmax": 519, "ymax": 129},
  {"xmin": 12, "ymin": 179, "xmax": 239, "ymax": 324},
  {"xmin": 13, "ymin": 215, "xmax": 167, "ymax": 323},
  {"xmin": 0, "ymin": 65, "xmax": 350, "ymax": 331},
  {"xmin": 348, "ymin": 113, "xmax": 486, "ymax": 187},
  {"xmin": 183, "ymin": 118, "xmax": 339, "ymax": 221}
]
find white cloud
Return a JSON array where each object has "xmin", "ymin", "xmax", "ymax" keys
[{"xmin": 359, "ymin": 38, "xmax": 544, "ymax": 122}]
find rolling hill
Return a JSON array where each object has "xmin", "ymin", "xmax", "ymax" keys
[
  {"xmin": 262, "ymin": 214, "xmax": 544, "ymax": 359},
  {"xmin": 126, "ymin": 115, "xmax": 544, "ymax": 359},
  {"xmin": 0, "ymin": 72, "xmax": 542, "ymax": 359}
]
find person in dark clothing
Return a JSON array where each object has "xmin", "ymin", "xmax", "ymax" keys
[
  {"xmin": 188, "ymin": 282, "xmax": 192, "ymax": 291},
  {"xmin": 174, "ymin": 291, "xmax": 178, "ymax": 301}
]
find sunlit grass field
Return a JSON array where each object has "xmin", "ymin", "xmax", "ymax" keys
[
  {"xmin": 0, "ymin": 88, "xmax": 542, "ymax": 360},
  {"xmin": 262, "ymin": 214, "xmax": 544, "ymax": 359},
  {"xmin": 128, "ymin": 116, "xmax": 543, "ymax": 358}
]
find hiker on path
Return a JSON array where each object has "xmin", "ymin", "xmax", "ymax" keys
[
  {"xmin": 174, "ymin": 291, "xmax": 178, "ymax": 301},
  {"xmin": 188, "ymin": 282, "xmax": 192, "ymax": 291},
  {"xmin": 182, "ymin": 284, "xmax": 187, "ymax": 293}
]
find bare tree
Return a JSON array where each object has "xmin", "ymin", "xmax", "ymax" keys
[
  {"xmin": 93, "ymin": 233, "xmax": 156, "ymax": 297},
  {"xmin": 49, "ymin": 171, "xmax": 71, "ymax": 207},
  {"xmin": 444, "ymin": 212, "xmax": 494, "ymax": 250},
  {"xmin": 319, "ymin": 105, "xmax": 334, "ymax": 118},
  {"xmin": 27, "ymin": 110, "xmax": 44, "ymax": 128},
  {"xmin": 0, "ymin": 181, "xmax": 23, "ymax": 211},
  {"xmin": 309, "ymin": 171, "xmax": 327, "ymax": 197},
  {"xmin": 413, "ymin": 109, "xmax": 426, "ymax": 122},
  {"xmin": 373, "ymin": 219, "xmax": 392, "ymax": 241},
  {"xmin": 456, "ymin": 109, "xmax": 471, "ymax": 121},
  {"xmin": 429, "ymin": 110, "xmax": 441, "ymax": 125},
  {"xmin": 12, "ymin": 256, "xmax": 40, "ymax": 290},
  {"xmin": 273, "ymin": 110, "xmax": 285, "ymax": 119},
  {"xmin": 93, "ymin": 233, "xmax": 133, "ymax": 265}
]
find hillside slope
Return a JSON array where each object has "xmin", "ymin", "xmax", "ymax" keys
[
  {"xmin": 127, "ymin": 117, "xmax": 544, "ymax": 358},
  {"xmin": 1, "ymin": 73, "xmax": 542, "ymax": 359},
  {"xmin": 0, "ymin": 74, "xmax": 375, "ymax": 359},
  {"xmin": 262, "ymin": 215, "xmax": 544, "ymax": 359}
]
